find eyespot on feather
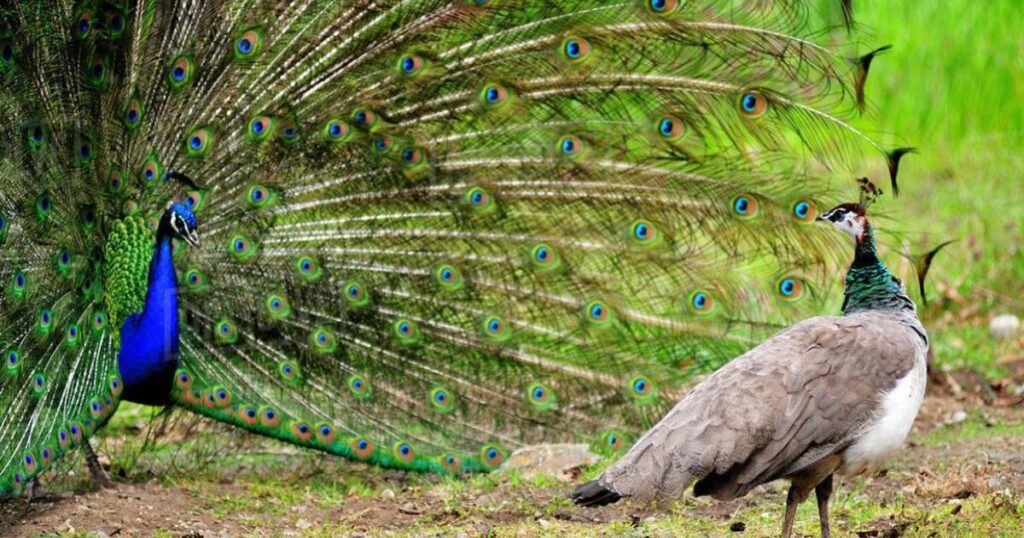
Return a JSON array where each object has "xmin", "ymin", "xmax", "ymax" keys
[{"xmin": 738, "ymin": 89, "xmax": 768, "ymax": 118}]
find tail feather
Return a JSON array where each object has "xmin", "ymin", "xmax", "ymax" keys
[{"xmin": 571, "ymin": 479, "xmax": 622, "ymax": 507}]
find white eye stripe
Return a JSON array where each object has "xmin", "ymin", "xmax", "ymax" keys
[{"xmin": 170, "ymin": 213, "xmax": 186, "ymax": 234}]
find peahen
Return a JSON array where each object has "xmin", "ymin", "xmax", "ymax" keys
[
  {"xmin": 0, "ymin": 0, "xmax": 909, "ymax": 496},
  {"xmin": 571, "ymin": 202, "xmax": 929, "ymax": 538}
]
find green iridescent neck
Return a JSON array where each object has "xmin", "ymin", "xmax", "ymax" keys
[{"xmin": 842, "ymin": 224, "xmax": 913, "ymax": 315}]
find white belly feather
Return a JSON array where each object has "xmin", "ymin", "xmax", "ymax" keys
[{"xmin": 840, "ymin": 347, "xmax": 927, "ymax": 475}]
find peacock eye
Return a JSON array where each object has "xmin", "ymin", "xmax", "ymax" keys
[{"xmin": 237, "ymin": 38, "xmax": 252, "ymax": 54}]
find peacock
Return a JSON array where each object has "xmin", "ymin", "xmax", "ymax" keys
[{"xmin": 0, "ymin": 0, "xmax": 910, "ymax": 497}]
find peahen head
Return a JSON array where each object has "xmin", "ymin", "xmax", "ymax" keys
[
  {"xmin": 819, "ymin": 203, "xmax": 869, "ymax": 244},
  {"xmin": 161, "ymin": 202, "xmax": 200, "ymax": 248}
]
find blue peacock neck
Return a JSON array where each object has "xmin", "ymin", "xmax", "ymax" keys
[
  {"xmin": 842, "ymin": 224, "xmax": 913, "ymax": 315},
  {"xmin": 117, "ymin": 227, "xmax": 181, "ymax": 405}
]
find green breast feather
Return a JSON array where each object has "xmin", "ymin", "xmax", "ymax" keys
[{"xmin": 104, "ymin": 217, "xmax": 155, "ymax": 330}]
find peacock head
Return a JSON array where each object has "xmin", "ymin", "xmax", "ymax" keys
[
  {"xmin": 161, "ymin": 201, "xmax": 200, "ymax": 248},
  {"xmin": 819, "ymin": 203, "xmax": 868, "ymax": 243}
]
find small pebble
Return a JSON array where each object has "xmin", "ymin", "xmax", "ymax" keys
[
  {"xmin": 989, "ymin": 314, "xmax": 1020, "ymax": 341},
  {"xmin": 950, "ymin": 410, "xmax": 968, "ymax": 424}
]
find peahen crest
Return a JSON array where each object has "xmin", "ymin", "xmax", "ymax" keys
[{"xmin": 0, "ymin": 0, "xmax": 904, "ymax": 494}]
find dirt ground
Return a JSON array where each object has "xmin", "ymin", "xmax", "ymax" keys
[{"xmin": 3, "ymin": 391, "xmax": 1023, "ymax": 538}]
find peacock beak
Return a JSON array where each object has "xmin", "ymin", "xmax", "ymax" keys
[{"xmin": 184, "ymin": 230, "xmax": 200, "ymax": 249}]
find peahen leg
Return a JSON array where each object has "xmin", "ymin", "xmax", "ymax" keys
[
  {"xmin": 781, "ymin": 481, "xmax": 813, "ymax": 538},
  {"xmin": 815, "ymin": 474, "xmax": 834, "ymax": 538},
  {"xmin": 82, "ymin": 440, "xmax": 114, "ymax": 489}
]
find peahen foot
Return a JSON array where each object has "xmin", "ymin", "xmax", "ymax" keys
[{"xmin": 82, "ymin": 441, "xmax": 115, "ymax": 490}]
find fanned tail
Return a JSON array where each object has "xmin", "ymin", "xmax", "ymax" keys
[{"xmin": 0, "ymin": 0, "xmax": 902, "ymax": 492}]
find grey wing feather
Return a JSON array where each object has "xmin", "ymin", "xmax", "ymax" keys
[{"xmin": 597, "ymin": 310, "xmax": 923, "ymax": 501}]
